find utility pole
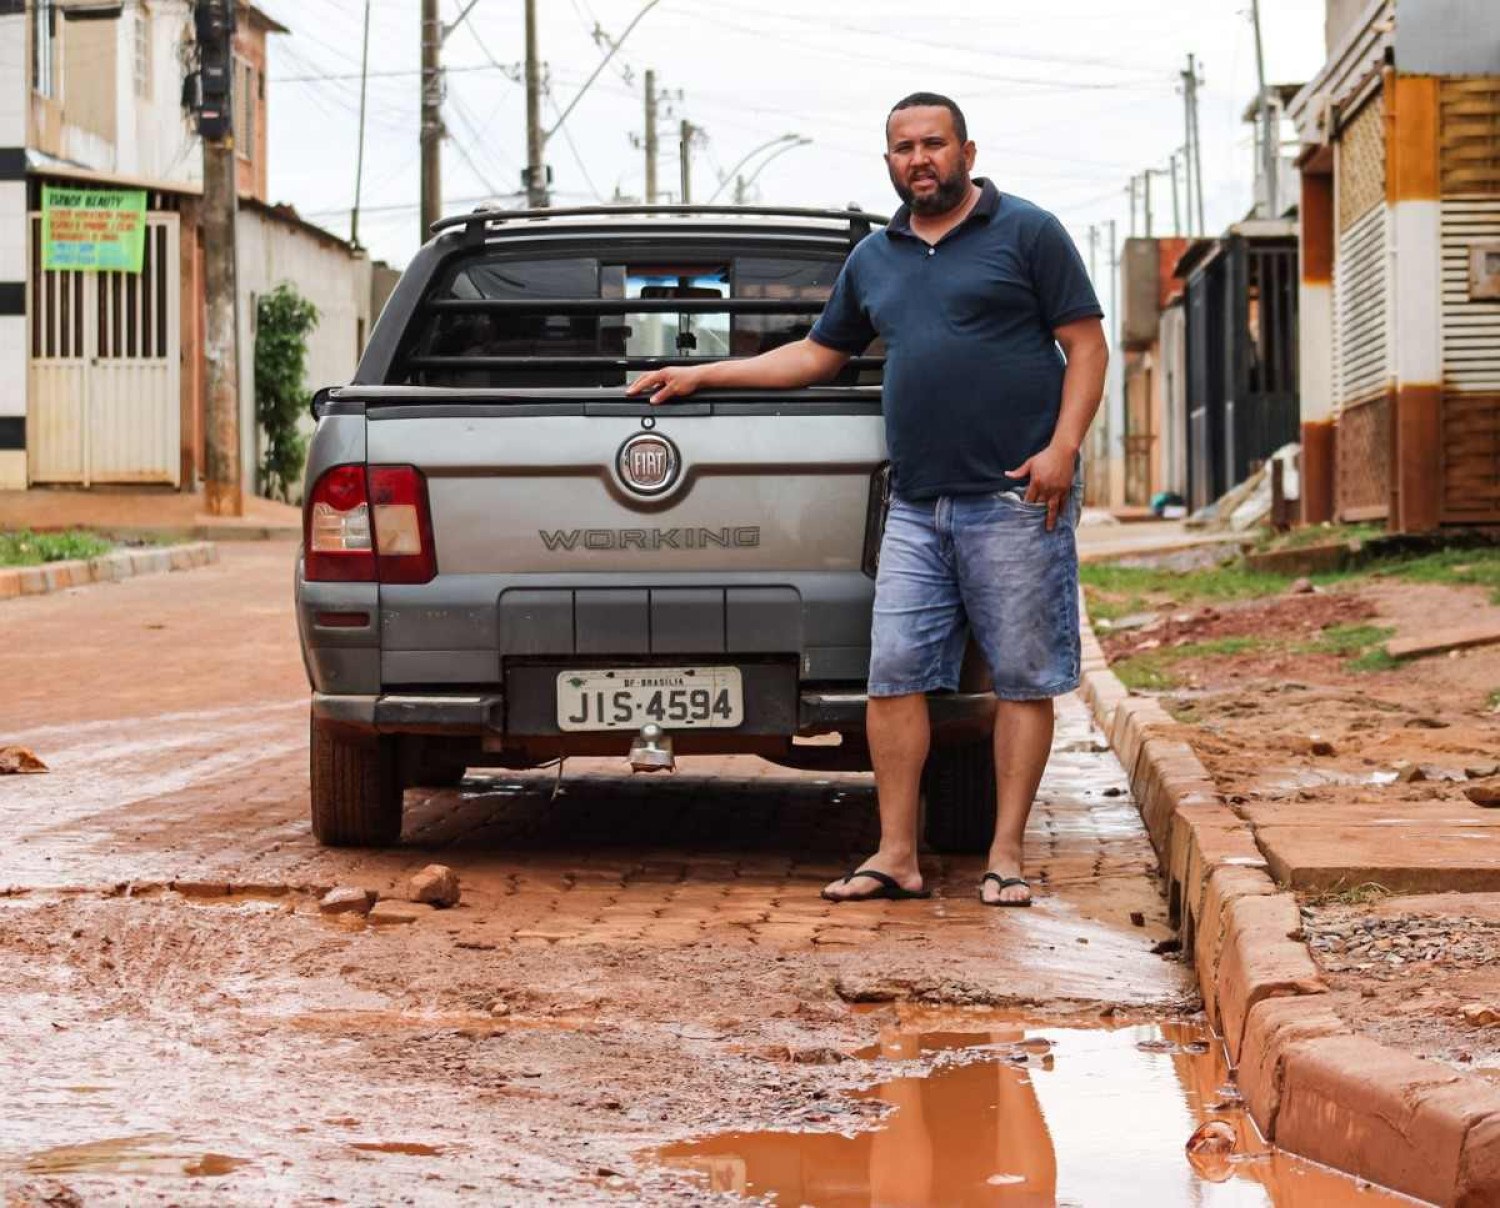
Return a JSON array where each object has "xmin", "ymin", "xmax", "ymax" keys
[
  {"xmin": 1181, "ymin": 53, "xmax": 1207, "ymax": 236},
  {"xmin": 524, "ymin": 0, "xmax": 548, "ymax": 207},
  {"xmin": 1143, "ymin": 170, "xmax": 1155, "ymax": 237},
  {"xmin": 733, "ymin": 174, "xmax": 747, "ymax": 205},
  {"xmin": 679, "ymin": 119, "xmax": 694, "ymax": 204},
  {"xmin": 643, "ymin": 69, "xmax": 658, "ymax": 204},
  {"xmin": 1087, "ymin": 224, "xmax": 1099, "ymax": 284},
  {"xmin": 1127, "ymin": 175, "xmax": 1138, "ymax": 237},
  {"xmin": 1107, "ymin": 218, "xmax": 1122, "ymax": 508},
  {"xmin": 420, "ymin": 0, "xmax": 442, "ymax": 239},
  {"xmin": 1250, "ymin": 0, "xmax": 1277, "ymax": 218},
  {"xmin": 1169, "ymin": 151, "xmax": 1182, "ymax": 236},
  {"xmin": 194, "ymin": 0, "xmax": 241, "ymax": 516},
  {"xmin": 351, "ymin": 0, "xmax": 371, "ymax": 248}
]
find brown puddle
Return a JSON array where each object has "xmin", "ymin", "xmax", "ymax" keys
[
  {"xmin": 21, "ymin": 1134, "xmax": 249, "ymax": 1178},
  {"xmin": 349, "ymin": 1141, "xmax": 446, "ymax": 1156},
  {"xmin": 659, "ymin": 1018, "xmax": 1409, "ymax": 1206}
]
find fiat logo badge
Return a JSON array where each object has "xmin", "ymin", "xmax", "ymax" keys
[{"xmin": 617, "ymin": 433, "xmax": 680, "ymax": 496}]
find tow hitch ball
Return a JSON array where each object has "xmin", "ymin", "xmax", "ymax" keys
[{"xmin": 628, "ymin": 723, "xmax": 675, "ymax": 773}]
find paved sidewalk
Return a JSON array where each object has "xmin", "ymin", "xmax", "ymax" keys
[
  {"xmin": 1075, "ymin": 513, "xmax": 1242, "ymax": 564},
  {"xmin": 0, "ymin": 488, "xmax": 300, "ymax": 540}
]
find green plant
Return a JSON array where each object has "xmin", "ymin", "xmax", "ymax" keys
[
  {"xmin": 1348, "ymin": 647, "xmax": 1401, "ymax": 673},
  {"xmin": 1485, "ymin": 688, "xmax": 1500, "ymax": 712},
  {"xmin": 0, "ymin": 528, "xmax": 112, "ymax": 566},
  {"xmin": 254, "ymin": 283, "xmax": 320, "ymax": 503}
]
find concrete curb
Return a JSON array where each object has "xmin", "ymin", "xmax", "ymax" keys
[
  {"xmin": 1079, "ymin": 606, "xmax": 1500, "ymax": 1205},
  {"xmin": 0, "ymin": 542, "xmax": 219, "ymax": 602}
]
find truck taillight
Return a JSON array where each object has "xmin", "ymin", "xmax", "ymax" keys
[
  {"xmin": 304, "ymin": 464, "xmax": 436, "ymax": 584},
  {"xmin": 305, "ymin": 464, "xmax": 375, "ymax": 581},
  {"xmin": 369, "ymin": 465, "xmax": 437, "ymax": 584},
  {"xmin": 862, "ymin": 462, "xmax": 891, "ymax": 578}
]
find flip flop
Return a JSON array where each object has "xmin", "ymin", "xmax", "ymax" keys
[
  {"xmin": 822, "ymin": 867, "xmax": 931, "ymax": 903},
  {"xmin": 980, "ymin": 873, "xmax": 1033, "ymax": 908}
]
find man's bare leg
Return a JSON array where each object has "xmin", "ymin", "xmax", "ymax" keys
[
  {"xmin": 822, "ymin": 693, "xmax": 929, "ymax": 900},
  {"xmin": 981, "ymin": 698, "xmax": 1054, "ymax": 905}
]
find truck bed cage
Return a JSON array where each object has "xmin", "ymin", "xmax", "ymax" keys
[
  {"xmin": 424, "ymin": 297, "xmax": 830, "ymax": 317},
  {"xmin": 405, "ymin": 355, "xmax": 884, "ymax": 373},
  {"xmin": 430, "ymin": 202, "xmax": 889, "ymax": 242}
]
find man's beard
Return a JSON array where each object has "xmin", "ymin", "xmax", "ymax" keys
[{"xmin": 889, "ymin": 162, "xmax": 970, "ymax": 216}]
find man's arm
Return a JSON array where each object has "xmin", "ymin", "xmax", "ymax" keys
[
  {"xmin": 1005, "ymin": 316, "xmax": 1109, "ymax": 530},
  {"xmin": 625, "ymin": 338, "xmax": 851, "ymax": 404}
]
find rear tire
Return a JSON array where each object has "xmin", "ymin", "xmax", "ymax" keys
[
  {"xmin": 922, "ymin": 739, "xmax": 996, "ymax": 854},
  {"xmin": 309, "ymin": 714, "xmax": 404, "ymax": 847}
]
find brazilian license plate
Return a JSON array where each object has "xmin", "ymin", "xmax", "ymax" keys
[{"xmin": 555, "ymin": 666, "xmax": 744, "ymax": 732}]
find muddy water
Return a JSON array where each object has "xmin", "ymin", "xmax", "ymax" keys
[{"xmin": 659, "ymin": 1016, "xmax": 1408, "ymax": 1206}]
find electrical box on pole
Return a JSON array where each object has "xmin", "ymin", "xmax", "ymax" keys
[{"xmin": 189, "ymin": 0, "xmax": 242, "ymax": 516}]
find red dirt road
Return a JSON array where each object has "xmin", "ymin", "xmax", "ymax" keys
[{"xmin": 1, "ymin": 544, "xmax": 1204, "ymax": 1204}]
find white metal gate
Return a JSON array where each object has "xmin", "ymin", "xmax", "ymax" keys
[{"xmin": 27, "ymin": 212, "xmax": 181, "ymax": 486}]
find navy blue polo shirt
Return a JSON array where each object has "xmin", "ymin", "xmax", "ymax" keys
[{"xmin": 810, "ymin": 179, "xmax": 1102, "ymax": 500}]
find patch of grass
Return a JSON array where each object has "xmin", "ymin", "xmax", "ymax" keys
[
  {"xmin": 1081, "ymin": 562, "xmax": 1293, "ymax": 602},
  {"xmin": 1113, "ymin": 636, "xmax": 1271, "ymax": 692},
  {"xmin": 1254, "ymin": 521, "xmax": 1385, "ymax": 553},
  {"xmin": 1302, "ymin": 881, "xmax": 1395, "ymax": 907},
  {"xmin": 1348, "ymin": 647, "xmax": 1401, "ymax": 673},
  {"xmin": 1485, "ymin": 688, "xmax": 1500, "ymax": 712},
  {"xmin": 0, "ymin": 528, "xmax": 113, "ymax": 567},
  {"xmin": 1299, "ymin": 623, "xmax": 1395, "ymax": 658},
  {"xmin": 1378, "ymin": 547, "xmax": 1500, "ymax": 603},
  {"xmin": 1084, "ymin": 592, "xmax": 1151, "ymax": 623}
]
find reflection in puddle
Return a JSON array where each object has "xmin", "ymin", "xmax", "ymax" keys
[
  {"xmin": 21, "ymin": 1134, "xmax": 249, "ymax": 1178},
  {"xmin": 661, "ymin": 1019, "xmax": 1406, "ymax": 1206}
]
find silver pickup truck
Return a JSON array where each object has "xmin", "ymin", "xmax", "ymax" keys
[{"xmin": 295, "ymin": 204, "xmax": 997, "ymax": 852}]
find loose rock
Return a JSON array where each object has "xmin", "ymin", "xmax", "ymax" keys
[
  {"xmin": 1465, "ymin": 763, "xmax": 1500, "ymax": 780},
  {"xmin": 319, "ymin": 886, "xmax": 377, "ymax": 916},
  {"xmin": 0, "ymin": 745, "xmax": 48, "ymax": 774},
  {"xmin": 368, "ymin": 901, "xmax": 436, "ymax": 926},
  {"xmin": 1465, "ymin": 784, "xmax": 1500, "ymax": 809},
  {"xmin": 408, "ymin": 864, "xmax": 461, "ymax": 908},
  {"xmin": 1287, "ymin": 577, "xmax": 1315, "ymax": 595}
]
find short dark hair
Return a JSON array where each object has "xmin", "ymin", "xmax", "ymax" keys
[{"xmin": 886, "ymin": 92, "xmax": 968, "ymax": 145}]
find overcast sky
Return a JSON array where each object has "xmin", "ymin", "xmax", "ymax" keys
[{"xmin": 258, "ymin": 0, "xmax": 1328, "ymax": 272}]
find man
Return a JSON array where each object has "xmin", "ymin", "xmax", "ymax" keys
[{"xmin": 627, "ymin": 92, "xmax": 1108, "ymax": 907}]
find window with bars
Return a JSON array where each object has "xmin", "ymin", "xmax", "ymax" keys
[
  {"xmin": 236, "ymin": 59, "xmax": 256, "ymax": 159},
  {"xmin": 33, "ymin": 0, "xmax": 56, "ymax": 99},
  {"xmin": 134, "ymin": 5, "xmax": 152, "ymax": 100}
]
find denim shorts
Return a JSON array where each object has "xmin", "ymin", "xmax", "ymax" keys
[{"xmin": 867, "ymin": 480, "xmax": 1082, "ymax": 702}]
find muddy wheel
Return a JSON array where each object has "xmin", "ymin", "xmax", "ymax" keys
[
  {"xmin": 309, "ymin": 715, "xmax": 404, "ymax": 847},
  {"xmin": 922, "ymin": 739, "xmax": 996, "ymax": 854}
]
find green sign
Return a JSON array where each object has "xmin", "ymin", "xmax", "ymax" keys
[{"xmin": 41, "ymin": 185, "xmax": 148, "ymax": 273}]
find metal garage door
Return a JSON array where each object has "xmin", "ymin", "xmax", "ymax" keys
[{"xmin": 27, "ymin": 212, "xmax": 181, "ymax": 486}]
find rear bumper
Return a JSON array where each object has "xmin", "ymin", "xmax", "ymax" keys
[{"xmin": 311, "ymin": 689, "xmax": 995, "ymax": 739}]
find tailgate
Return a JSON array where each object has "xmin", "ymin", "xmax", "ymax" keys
[{"xmin": 365, "ymin": 396, "xmax": 883, "ymax": 575}]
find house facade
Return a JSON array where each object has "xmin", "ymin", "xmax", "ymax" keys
[
  {"xmin": 0, "ymin": 0, "xmax": 370, "ymax": 496},
  {"xmin": 1290, "ymin": 0, "xmax": 1500, "ymax": 530}
]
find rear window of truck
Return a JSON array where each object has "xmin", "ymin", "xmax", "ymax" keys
[{"xmin": 398, "ymin": 254, "xmax": 881, "ymax": 388}]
